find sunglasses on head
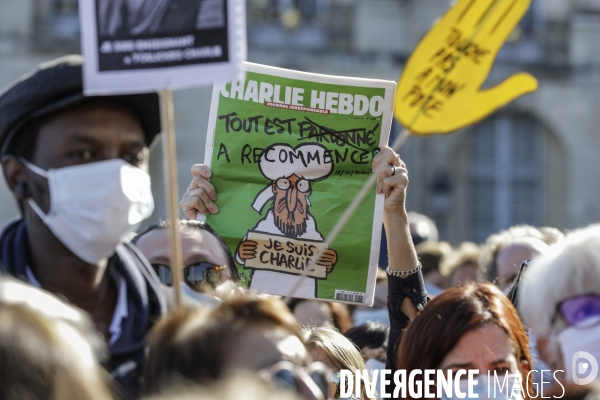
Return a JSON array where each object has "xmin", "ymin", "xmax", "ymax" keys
[
  {"xmin": 151, "ymin": 262, "xmax": 225, "ymax": 289},
  {"xmin": 557, "ymin": 294, "xmax": 600, "ymax": 327},
  {"xmin": 507, "ymin": 259, "xmax": 530, "ymax": 305}
]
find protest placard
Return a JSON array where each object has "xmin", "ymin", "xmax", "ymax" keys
[
  {"xmin": 79, "ymin": 0, "xmax": 246, "ymax": 94},
  {"xmin": 204, "ymin": 63, "xmax": 395, "ymax": 304},
  {"xmin": 78, "ymin": 0, "xmax": 247, "ymax": 307},
  {"xmin": 394, "ymin": 0, "xmax": 538, "ymax": 135}
]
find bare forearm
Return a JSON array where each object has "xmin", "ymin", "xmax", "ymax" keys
[
  {"xmin": 384, "ymin": 212, "xmax": 419, "ymax": 272},
  {"xmin": 374, "ymin": 148, "xmax": 423, "ymax": 321}
]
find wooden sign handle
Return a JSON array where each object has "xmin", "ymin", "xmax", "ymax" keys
[{"xmin": 161, "ymin": 89, "xmax": 184, "ymax": 309}]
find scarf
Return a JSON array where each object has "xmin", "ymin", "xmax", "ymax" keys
[{"xmin": 0, "ymin": 219, "xmax": 166, "ymax": 398}]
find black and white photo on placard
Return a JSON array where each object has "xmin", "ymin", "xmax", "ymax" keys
[
  {"xmin": 79, "ymin": 0, "xmax": 245, "ymax": 94},
  {"xmin": 97, "ymin": 0, "xmax": 226, "ymax": 38}
]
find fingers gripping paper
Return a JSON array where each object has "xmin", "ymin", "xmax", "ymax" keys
[
  {"xmin": 204, "ymin": 62, "xmax": 395, "ymax": 304},
  {"xmin": 395, "ymin": 0, "xmax": 538, "ymax": 135}
]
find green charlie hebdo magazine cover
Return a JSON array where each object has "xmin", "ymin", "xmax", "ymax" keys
[{"xmin": 204, "ymin": 62, "xmax": 395, "ymax": 305}]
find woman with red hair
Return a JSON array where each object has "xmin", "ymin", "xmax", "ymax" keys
[
  {"xmin": 373, "ymin": 148, "xmax": 533, "ymax": 398},
  {"xmin": 397, "ymin": 282, "xmax": 533, "ymax": 398}
]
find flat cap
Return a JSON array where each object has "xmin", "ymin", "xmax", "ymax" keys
[{"xmin": 0, "ymin": 55, "xmax": 162, "ymax": 156}]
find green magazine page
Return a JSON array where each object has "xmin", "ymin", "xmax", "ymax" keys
[{"xmin": 204, "ymin": 62, "xmax": 395, "ymax": 305}]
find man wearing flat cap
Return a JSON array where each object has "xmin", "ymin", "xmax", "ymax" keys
[
  {"xmin": 0, "ymin": 55, "xmax": 165, "ymax": 397},
  {"xmin": 236, "ymin": 143, "xmax": 338, "ymax": 298}
]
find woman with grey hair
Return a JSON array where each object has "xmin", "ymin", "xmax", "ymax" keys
[{"xmin": 518, "ymin": 224, "xmax": 600, "ymax": 385}]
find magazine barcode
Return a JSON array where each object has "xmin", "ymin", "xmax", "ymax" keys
[{"xmin": 334, "ymin": 290, "xmax": 365, "ymax": 304}]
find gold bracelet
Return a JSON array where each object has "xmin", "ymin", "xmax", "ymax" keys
[{"xmin": 386, "ymin": 263, "xmax": 422, "ymax": 278}]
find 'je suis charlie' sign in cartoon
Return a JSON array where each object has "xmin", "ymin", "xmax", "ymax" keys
[{"xmin": 203, "ymin": 62, "xmax": 395, "ymax": 304}]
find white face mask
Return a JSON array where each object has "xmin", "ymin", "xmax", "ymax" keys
[
  {"xmin": 22, "ymin": 158, "xmax": 154, "ymax": 264},
  {"xmin": 557, "ymin": 316, "xmax": 600, "ymax": 385}
]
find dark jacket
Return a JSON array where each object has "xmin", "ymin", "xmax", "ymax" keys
[{"xmin": 0, "ymin": 219, "xmax": 166, "ymax": 399}]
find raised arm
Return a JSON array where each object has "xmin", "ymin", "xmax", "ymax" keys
[{"xmin": 373, "ymin": 147, "xmax": 427, "ymax": 370}]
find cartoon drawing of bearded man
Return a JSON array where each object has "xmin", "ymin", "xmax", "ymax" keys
[{"xmin": 236, "ymin": 143, "xmax": 338, "ymax": 298}]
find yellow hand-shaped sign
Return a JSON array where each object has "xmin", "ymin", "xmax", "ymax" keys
[{"xmin": 394, "ymin": 0, "xmax": 538, "ymax": 135}]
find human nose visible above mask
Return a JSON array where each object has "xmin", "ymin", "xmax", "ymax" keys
[{"xmin": 20, "ymin": 158, "xmax": 154, "ymax": 264}]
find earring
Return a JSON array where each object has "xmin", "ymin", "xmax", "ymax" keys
[{"xmin": 18, "ymin": 179, "xmax": 27, "ymax": 198}]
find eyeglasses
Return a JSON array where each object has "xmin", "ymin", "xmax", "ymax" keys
[
  {"xmin": 259, "ymin": 361, "xmax": 332, "ymax": 399},
  {"xmin": 275, "ymin": 178, "xmax": 310, "ymax": 193},
  {"xmin": 557, "ymin": 294, "xmax": 600, "ymax": 327},
  {"xmin": 151, "ymin": 262, "xmax": 225, "ymax": 289}
]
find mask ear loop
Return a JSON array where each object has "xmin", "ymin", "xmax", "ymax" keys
[
  {"xmin": 26, "ymin": 198, "xmax": 48, "ymax": 220},
  {"xmin": 19, "ymin": 158, "xmax": 52, "ymax": 219},
  {"xmin": 18, "ymin": 158, "xmax": 45, "ymax": 210},
  {"xmin": 18, "ymin": 159, "xmax": 61, "ymax": 292},
  {"xmin": 545, "ymin": 333, "xmax": 565, "ymax": 372},
  {"xmin": 19, "ymin": 158, "xmax": 49, "ymax": 178}
]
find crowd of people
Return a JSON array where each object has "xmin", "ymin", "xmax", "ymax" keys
[{"xmin": 0, "ymin": 55, "xmax": 599, "ymax": 400}]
